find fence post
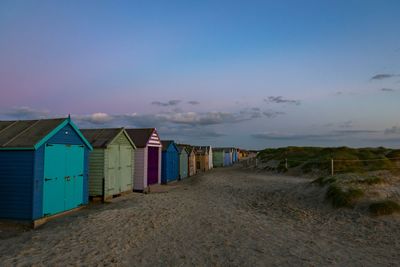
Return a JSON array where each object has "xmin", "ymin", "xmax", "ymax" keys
[
  {"xmin": 331, "ymin": 158, "xmax": 334, "ymax": 176},
  {"xmin": 285, "ymin": 158, "xmax": 288, "ymax": 170}
]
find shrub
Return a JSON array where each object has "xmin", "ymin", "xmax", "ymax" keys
[
  {"xmin": 369, "ymin": 200, "xmax": 400, "ymax": 216},
  {"xmin": 326, "ymin": 184, "xmax": 364, "ymax": 208}
]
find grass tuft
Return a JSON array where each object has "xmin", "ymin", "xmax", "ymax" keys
[
  {"xmin": 369, "ymin": 200, "xmax": 400, "ymax": 216},
  {"xmin": 312, "ymin": 176, "xmax": 337, "ymax": 186},
  {"xmin": 357, "ymin": 176, "xmax": 384, "ymax": 185},
  {"xmin": 326, "ymin": 184, "xmax": 364, "ymax": 208}
]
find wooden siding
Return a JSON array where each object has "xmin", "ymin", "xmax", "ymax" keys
[
  {"xmin": 208, "ymin": 147, "xmax": 213, "ymax": 169},
  {"xmin": 213, "ymin": 151, "xmax": 224, "ymax": 167},
  {"xmin": 88, "ymin": 149, "xmax": 105, "ymax": 197},
  {"xmin": 0, "ymin": 150, "xmax": 34, "ymax": 220},
  {"xmin": 45, "ymin": 123, "xmax": 90, "ymax": 205},
  {"xmin": 148, "ymin": 131, "xmax": 161, "ymax": 147},
  {"xmin": 161, "ymin": 143, "xmax": 179, "ymax": 184},
  {"xmin": 196, "ymin": 154, "xmax": 209, "ymax": 172},
  {"xmin": 188, "ymin": 152, "xmax": 196, "ymax": 176},
  {"xmin": 115, "ymin": 133, "xmax": 132, "ymax": 146},
  {"xmin": 179, "ymin": 150, "xmax": 188, "ymax": 179},
  {"xmin": 133, "ymin": 147, "xmax": 147, "ymax": 191}
]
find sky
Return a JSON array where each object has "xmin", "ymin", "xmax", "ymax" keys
[{"xmin": 1, "ymin": 0, "xmax": 400, "ymax": 149}]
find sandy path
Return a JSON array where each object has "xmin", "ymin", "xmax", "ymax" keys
[{"xmin": 1, "ymin": 166, "xmax": 400, "ymax": 266}]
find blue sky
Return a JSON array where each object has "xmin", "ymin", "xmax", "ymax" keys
[{"xmin": 1, "ymin": 0, "xmax": 400, "ymax": 149}]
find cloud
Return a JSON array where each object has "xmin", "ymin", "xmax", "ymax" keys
[
  {"xmin": 2, "ymin": 106, "xmax": 50, "ymax": 119},
  {"xmin": 159, "ymin": 126, "xmax": 225, "ymax": 139},
  {"xmin": 370, "ymin": 74, "xmax": 397, "ymax": 80},
  {"xmin": 385, "ymin": 126, "xmax": 400, "ymax": 135},
  {"xmin": 75, "ymin": 112, "xmax": 113, "ymax": 124},
  {"xmin": 187, "ymin": 101, "xmax": 200, "ymax": 105},
  {"xmin": 265, "ymin": 96, "xmax": 300, "ymax": 105},
  {"xmin": 263, "ymin": 111, "xmax": 286, "ymax": 118},
  {"xmin": 333, "ymin": 130, "xmax": 379, "ymax": 134},
  {"xmin": 151, "ymin": 100, "xmax": 181, "ymax": 107},
  {"xmin": 339, "ymin": 120, "xmax": 354, "ymax": 129},
  {"xmin": 251, "ymin": 132, "xmax": 331, "ymax": 140},
  {"xmin": 380, "ymin": 88, "xmax": 397, "ymax": 92}
]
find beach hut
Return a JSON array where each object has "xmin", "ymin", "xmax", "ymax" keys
[
  {"xmin": 207, "ymin": 146, "xmax": 213, "ymax": 170},
  {"xmin": 126, "ymin": 128, "xmax": 162, "ymax": 191},
  {"xmin": 224, "ymin": 149, "xmax": 232, "ymax": 166},
  {"xmin": 81, "ymin": 128, "xmax": 136, "ymax": 200},
  {"xmin": 187, "ymin": 147, "xmax": 196, "ymax": 176},
  {"xmin": 177, "ymin": 145, "xmax": 189, "ymax": 179},
  {"xmin": 0, "ymin": 117, "xmax": 92, "ymax": 225},
  {"xmin": 161, "ymin": 140, "xmax": 179, "ymax": 184},
  {"xmin": 196, "ymin": 146, "xmax": 213, "ymax": 170},
  {"xmin": 232, "ymin": 148, "xmax": 238, "ymax": 163},
  {"xmin": 195, "ymin": 146, "xmax": 209, "ymax": 172},
  {"xmin": 212, "ymin": 148, "xmax": 225, "ymax": 167}
]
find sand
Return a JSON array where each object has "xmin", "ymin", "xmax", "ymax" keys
[{"xmin": 1, "ymin": 165, "xmax": 400, "ymax": 266}]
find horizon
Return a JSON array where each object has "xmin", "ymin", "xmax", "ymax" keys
[{"xmin": 1, "ymin": 0, "xmax": 400, "ymax": 150}]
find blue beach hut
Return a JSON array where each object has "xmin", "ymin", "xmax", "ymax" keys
[
  {"xmin": 224, "ymin": 149, "xmax": 231, "ymax": 166},
  {"xmin": 0, "ymin": 117, "xmax": 92, "ymax": 226},
  {"xmin": 161, "ymin": 140, "xmax": 179, "ymax": 184}
]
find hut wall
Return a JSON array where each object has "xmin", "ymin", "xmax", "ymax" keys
[
  {"xmin": 213, "ymin": 151, "xmax": 224, "ymax": 167},
  {"xmin": 179, "ymin": 150, "xmax": 188, "ymax": 179},
  {"xmin": 88, "ymin": 149, "xmax": 105, "ymax": 197},
  {"xmin": 0, "ymin": 150, "xmax": 35, "ymax": 220},
  {"xmin": 188, "ymin": 152, "xmax": 196, "ymax": 176},
  {"xmin": 133, "ymin": 147, "xmax": 147, "ymax": 191}
]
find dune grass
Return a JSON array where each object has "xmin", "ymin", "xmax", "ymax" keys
[
  {"xmin": 257, "ymin": 146, "xmax": 400, "ymax": 174},
  {"xmin": 369, "ymin": 200, "xmax": 400, "ymax": 216},
  {"xmin": 357, "ymin": 176, "xmax": 384, "ymax": 185},
  {"xmin": 326, "ymin": 184, "xmax": 364, "ymax": 208}
]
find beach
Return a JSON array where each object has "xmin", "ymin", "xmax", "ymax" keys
[{"xmin": 1, "ymin": 165, "xmax": 400, "ymax": 266}]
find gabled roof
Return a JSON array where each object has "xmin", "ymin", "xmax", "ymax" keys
[
  {"xmin": 80, "ymin": 128, "xmax": 136, "ymax": 149},
  {"xmin": 161, "ymin": 140, "xmax": 179, "ymax": 152},
  {"xmin": 194, "ymin": 146, "xmax": 208, "ymax": 155},
  {"xmin": 125, "ymin": 128, "xmax": 160, "ymax": 148},
  {"xmin": 0, "ymin": 118, "xmax": 93, "ymax": 150},
  {"xmin": 177, "ymin": 144, "xmax": 189, "ymax": 154}
]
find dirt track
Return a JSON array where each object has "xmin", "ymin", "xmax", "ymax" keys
[{"xmin": 1, "ymin": 166, "xmax": 400, "ymax": 266}]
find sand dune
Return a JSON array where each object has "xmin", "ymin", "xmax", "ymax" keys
[{"xmin": 0, "ymin": 166, "xmax": 400, "ymax": 266}]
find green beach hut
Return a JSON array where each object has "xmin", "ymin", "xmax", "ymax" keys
[
  {"xmin": 212, "ymin": 148, "xmax": 225, "ymax": 167},
  {"xmin": 81, "ymin": 128, "xmax": 136, "ymax": 200},
  {"xmin": 177, "ymin": 145, "xmax": 189, "ymax": 179}
]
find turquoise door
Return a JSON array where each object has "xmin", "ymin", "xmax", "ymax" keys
[
  {"xmin": 43, "ymin": 144, "xmax": 85, "ymax": 216},
  {"xmin": 43, "ymin": 144, "xmax": 66, "ymax": 215},
  {"xmin": 65, "ymin": 145, "xmax": 84, "ymax": 210}
]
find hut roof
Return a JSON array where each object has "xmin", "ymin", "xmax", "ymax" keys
[
  {"xmin": 80, "ymin": 128, "xmax": 135, "ymax": 148},
  {"xmin": 125, "ymin": 128, "xmax": 156, "ymax": 148},
  {"xmin": 194, "ymin": 146, "xmax": 208, "ymax": 155},
  {"xmin": 0, "ymin": 118, "xmax": 92, "ymax": 150},
  {"xmin": 161, "ymin": 140, "xmax": 178, "ymax": 152},
  {"xmin": 177, "ymin": 144, "xmax": 188, "ymax": 154}
]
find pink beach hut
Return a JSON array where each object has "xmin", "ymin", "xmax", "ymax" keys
[{"xmin": 126, "ymin": 128, "xmax": 162, "ymax": 192}]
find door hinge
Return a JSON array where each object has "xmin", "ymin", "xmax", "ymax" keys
[
  {"xmin": 46, "ymin": 144, "xmax": 54, "ymax": 147},
  {"xmin": 45, "ymin": 178, "xmax": 52, "ymax": 181}
]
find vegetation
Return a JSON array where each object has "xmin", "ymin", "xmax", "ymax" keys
[
  {"xmin": 356, "ymin": 176, "xmax": 384, "ymax": 185},
  {"xmin": 369, "ymin": 200, "xmax": 400, "ymax": 216},
  {"xmin": 326, "ymin": 184, "xmax": 364, "ymax": 208},
  {"xmin": 257, "ymin": 146, "xmax": 400, "ymax": 174}
]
